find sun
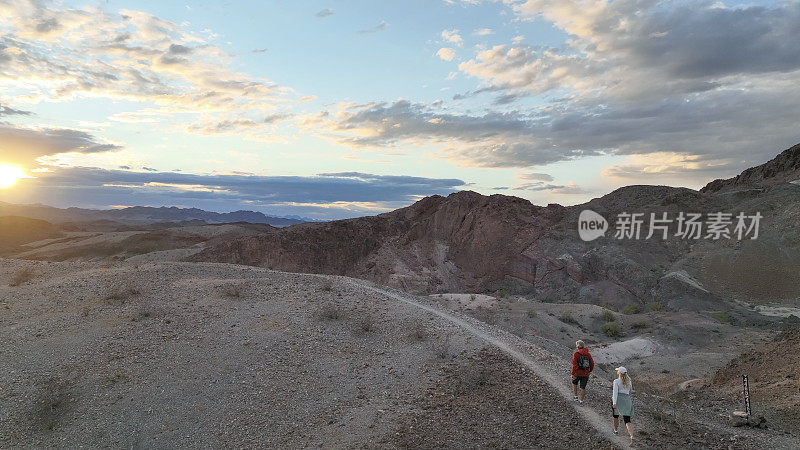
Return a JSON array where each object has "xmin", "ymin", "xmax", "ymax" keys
[{"xmin": 0, "ymin": 165, "xmax": 32, "ymax": 188}]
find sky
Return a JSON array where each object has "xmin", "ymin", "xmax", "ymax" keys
[{"xmin": 0, "ymin": 0, "xmax": 799, "ymax": 220}]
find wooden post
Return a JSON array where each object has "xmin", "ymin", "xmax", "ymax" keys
[{"xmin": 742, "ymin": 374, "xmax": 751, "ymax": 417}]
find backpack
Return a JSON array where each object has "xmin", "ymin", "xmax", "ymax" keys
[{"xmin": 577, "ymin": 354, "xmax": 591, "ymax": 370}]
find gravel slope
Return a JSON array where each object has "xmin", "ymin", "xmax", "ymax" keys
[{"xmin": 1, "ymin": 259, "xmax": 612, "ymax": 449}]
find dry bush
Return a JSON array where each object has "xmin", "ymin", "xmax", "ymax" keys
[
  {"xmin": 220, "ymin": 283, "xmax": 242, "ymax": 299},
  {"xmin": 319, "ymin": 279, "xmax": 334, "ymax": 292},
  {"xmin": 8, "ymin": 266, "xmax": 36, "ymax": 286},
  {"xmin": 354, "ymin": 314, "xmax": 376, "ymax": 333},
  {"xmin": 106, "ymin": 284, "xmax": 141, "ymax": 305},
  {"xmin": 408, "ymin": 322, "xmax": 429, "ymax": 341},
  {"xmin": 432, "ymin": 332, "xmax": 453, "ymax": 359},
  {"xmin": 29, "ymin": 377, "xmax": 72, "ymax": 432},
  {"xmin": 559, "ymin": 311, "xmax": 577, "ymax": 324},
  {"xmin": 319, "ymin": 303, "xmax": 343, "ymax": 321},
  {"xmin": 602, "ymin": 321, "xmax": 621, "ymax": 337}
]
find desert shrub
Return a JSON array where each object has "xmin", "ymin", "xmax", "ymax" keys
[
  {"xmin": 709, "ymin": 310, "xmax": 731, "ymax": 323},
  {"xmin": 559, "ymin": 311, "xmax": 577, "ymax": 324},
  {"xmin": 496, "ymin": 289, "xmax": 508, "ymax": 299},
  {"xmin": 30, "ymin": 377, "xmax": 72, "ymax": 432},
  {"xmin": 470, "ymin": 294, "xmax": 476, "ymax": 301},
  {"xmin": 355, "ymin": 314, "xmax": 376, "ymax": 333},
  {"xmin": 527, "ymin": 308, "xmax": 537, "ymax": 318},
  {"xmin": 601, "ymin": 301, "xmax": 619, "ymax": 311},
  {"xmin": 106, "ymin": 284, "xmax": 140, "ymax": 304},
  {"xmin": 432, "ymin": 332, "xmax": 453, "ymax": 360},
  {"xmin": 319, "ymin": 303, "xmax": 343, "ymax": 321},
  {"xmin": 600, "ymin": 309, "xmax": 615, "ymax": 322},
  {"xmin": 622, "ymin": 304, "xmax": 641, "ymax": 315},
  {"xmin": 646, "ymin": 302, "xmax": 664, "ymax": 312},
  {"xmin": 220, "ymin": 283, "xmax": 242, "ymax": 299},
  {"xmin": 8, "ymin": 267, "xmax": 36, "ymax": 286},
  {"xmin": 541, "ymin": 294, "xmax": 562, "ymax": 303},
  {"xmin": 408, "ymin": 322, "xmax": 429, "ymax": 341},
  {"xmin": 319, "ymin": 279, "xmax": 334, "ymax": 292},
  {"xmin": 602, "ymin": 321, "xmax": 621, "ymax": 337},
  {"xmin": 631, "ymin": 320, "xmax": 648, "ymax": 330}
]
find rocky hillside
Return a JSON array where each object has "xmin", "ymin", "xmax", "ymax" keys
[
  {"xmin": 191, "ymin": 192, "xmax": 564, "ymax": 293},
  {"xmin": 192, "ymin": 142, "xmax": 800, "ymax": 315},
  {"xmin": 711, "ymin": 328, "xmax": 800, "ymax": 431},
  {"xmin": 0, "ymin": 216, "xmax": 62, "ymax": 255},
  {"xmin": 702, "ymin": 142, "xmax": 800, "ymax": 192}
]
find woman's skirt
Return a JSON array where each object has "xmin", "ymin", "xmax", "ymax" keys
[{"xmin": 613, "ymin": 392, "xmax": 634, "ymax": 417}]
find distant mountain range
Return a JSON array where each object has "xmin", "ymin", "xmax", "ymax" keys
[{"xmin": 0, "ymin": 203, "xmax": 314, "ymax": 228}]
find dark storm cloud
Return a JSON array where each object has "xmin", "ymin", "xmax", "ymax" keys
[{"xmin": 18, "ymin": 167, "xmax": 466, "ymax": 218}]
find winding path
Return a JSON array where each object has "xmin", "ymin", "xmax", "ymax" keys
[{"xmin": 351, "ymin": 281, "xmax": 632, "ymax": 449}]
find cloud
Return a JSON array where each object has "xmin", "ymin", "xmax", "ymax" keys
[
  {"xmin": 0, "ymin": 0, "xmax": 292, "ymax": 141},
  {"xmin": 311, "ymin": 0, "xmax": 800, "ymax": 179},
  {"xmin": 0, "ymin": 104, "xmax": 32, "ymax": 117},
  {"xmin": 0, "ymin": 124, "xmax": 122, "ymax": 166},
  {"xmin": 441, "ymin": 29, "xmax": 463, "ymax": 46},
  {"xmin": 473, "ymin": 28, "xmax": 493, "ymax": 36},
  {"xmin": 357, "ymin": 21, "xmax": 388, "ymax": 34},
  {"xmin": 7, "ymin": 166, "xmax": 467, "ymax": 219},
  {"xmin": 305, "ymin": 99, "xmax": 600, "ymax": 168},
  {"xmin": 436, "ymin": 47, "xmax": 456, "ymax": 61},
  {"xmin": 517, "ymin": 172, "xmax": 553, "ymax": 182},
  {"xmin": 251, "ymin": 48, "xmax": 268, "ymax": 53},
  {"xmin": 315, "ymin": 8, "xmax": 334, "ymax": 18},
  {"xmin": 513, "ymin": 180, "xmax": 585, "ymax": 195}
]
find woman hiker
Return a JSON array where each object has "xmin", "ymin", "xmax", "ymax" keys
[
  {"xmin": 612, "ymin": 366, "xmax": 635, "ymax": 444},
  {"xmin": 571, "ymin": 340, "xmax": 594, "ymax": 403}
]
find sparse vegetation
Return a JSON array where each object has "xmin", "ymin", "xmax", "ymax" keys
[
  {"xmin": 30, "ymin": 377, "xmax": 72, "ymax": 432},
  {"xmin": 602, "ymin": 321, "xmax": 621, "ymax": 337},
  {"xmin": 319, "ymin": 303, "xmax": 343, "ymax": 321},
  {"xmin": 709, "ymin": 310, "xmax": 731, "ymax": 323},
  {"xmin": 631, "ymin": 320, "xmax": 648, "ymax": 330},
  {"xmin": 319, "ymin": 279, "xmax": 334, "ymax": 292},
  {"xmin": 622, "ymin": 304, "xmax": 641, "ymax": 315},
  {"xmin": 646, "ymin": 302, "xmax": 664, "ymax": 312},
  {"xmin": 496, "ymin": 289, "xmax": 508, "ymax": 299},
  {"xmin": 559, "ymin": 311, "xmax": 577, "ymax": 324},
  {"xmin": 432, "ymin": 332, "xmax": 453, "ymax": 359},
  {"xmin": 9, "ymin": 266, "xmax": 36, "ymax": 286},
  {"xmin": 106, "ymin": 284, "xmax": 141, "ymax": 304},
  {"xmin": 355, "ymin": 314, "xmax": 376, "ymax": 333},
  {"xmin": 526, "ymin": 308, "xmax": 537, "ymax": 318},
  {"xmin": 541, "ymin": 294, "xmax": 562, "ymax": 303},
  {"xmin": 600, "ymin": 308, "xmax": 615, "ymax": 322},
  {"xmin": 220, "ymin": 283, "xmax": 242, "ymax": 299},
  {"xmin": 408, "ymin": 322, "xmax": 429, "ymax": 341}
]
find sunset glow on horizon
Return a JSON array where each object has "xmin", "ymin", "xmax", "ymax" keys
[{"xmin": 1, "ymin": 0, "xmax": 798, "ymax": 219}]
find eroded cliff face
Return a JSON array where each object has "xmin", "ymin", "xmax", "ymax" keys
[
  {"xmin": 191, "ymin": 191, "xmax": 565, "ymax": 293},
  {"xmin": 192, "ymin": 143, "xmax": 800, "ymax": 311}
]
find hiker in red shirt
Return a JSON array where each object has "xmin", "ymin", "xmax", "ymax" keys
[{"xmin": 571, "ymin": 340, "xmax": 594, "ymax": 403}]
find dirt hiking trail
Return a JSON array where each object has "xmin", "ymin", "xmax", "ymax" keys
[{"xmin": 347, "ymin": 279, "xmax": 634, "ymax": 449}]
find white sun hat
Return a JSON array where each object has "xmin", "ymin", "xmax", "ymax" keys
[{"xmin": 615, "ymin": 366, "xmax": 628, "ymax": 374}]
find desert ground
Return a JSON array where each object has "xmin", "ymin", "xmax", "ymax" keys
[{"xmin": 1, "ymin": 257, "xmax": 798, "ymax": 449}]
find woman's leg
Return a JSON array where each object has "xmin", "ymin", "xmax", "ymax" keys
[
  {"xmin": 612, "ymin": 416, "xmax": 619, "ymax": 431},
  {"xmin": 626, "ymin": 421, "xmax": 634, "ymax": 438}
]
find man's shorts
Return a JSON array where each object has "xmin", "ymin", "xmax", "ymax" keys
[{"xmin": 572, "ymin": 375, "xmax": 589, "ymax": 389}]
